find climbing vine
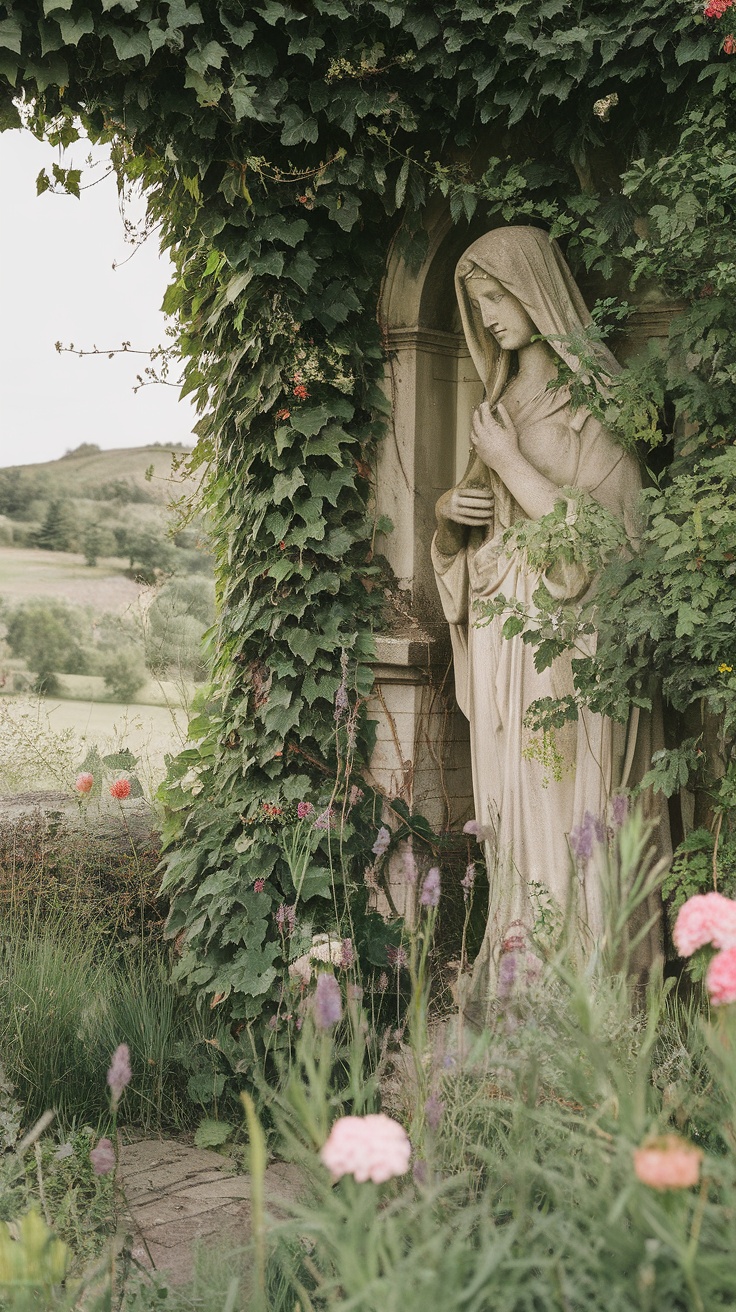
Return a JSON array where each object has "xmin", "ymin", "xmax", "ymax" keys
[{"xmin": 1, "ymin": 0, "xmax": 735, "ymax": 1042}]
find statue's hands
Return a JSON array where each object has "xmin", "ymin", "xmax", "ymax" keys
[
  {"xmin": 471, "ymin": 401, "xmax": 518, "ymax": 471},
  {"xmin": 438, "ymin": 486, "xmax": 494, "ymax": 527}
]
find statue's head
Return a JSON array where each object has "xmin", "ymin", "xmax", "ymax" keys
[{"xmin": 455, "ymin": 225, "xmax": 619, "ymax": 402}]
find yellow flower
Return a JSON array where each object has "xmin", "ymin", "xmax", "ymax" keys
[{"xmin": 718, "ymin": 663, "xmax": 733, "ymax": 674}]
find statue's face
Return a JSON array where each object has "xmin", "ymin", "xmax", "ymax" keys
[{"xmin": 465, "ymin": 274, "xmax": 536, "ymax": 351}]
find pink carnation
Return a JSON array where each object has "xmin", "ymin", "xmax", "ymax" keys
[
  {"xmin": 673, "ymin": 892, "xmax": 736, "ymax": 957},
  {"xmin": 297, "ymin": 801, "xmax": 314, "ymax": 820},
  {"xmin": 110, "ymin": 778, "xmax": 131, "ymax": 800},
  {"xmin": 633, "ymin": 1135, "xmax": 703, "ymax": 1190},
  {"xmin": 320, "ymin": 1113, "xmax": 411, "ymax": 1183},
  {"xmin": 706, "ymin": 946, "xmax": 736, "ymax": 1005},
  {"xmin": 75, "ymin": 772, "xmax": 94, "ymax": 794},
  {"xmin": 90, "ymin": 1137, "xmax": 116, "ymax": 1176}
]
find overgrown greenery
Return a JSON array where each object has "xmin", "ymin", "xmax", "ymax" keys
[{"xmin": 2, "ymin": 0, "xmax": 735, "ymax": 1043}]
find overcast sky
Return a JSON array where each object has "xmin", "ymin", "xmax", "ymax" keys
[{"xmin": 0, "ymin": 129, "xmax": 197, "ymax": 468}]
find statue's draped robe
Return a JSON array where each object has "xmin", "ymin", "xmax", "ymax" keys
[{"xmin": 431, "ymin": 228, "xmax": 666, "ymax": 1014}]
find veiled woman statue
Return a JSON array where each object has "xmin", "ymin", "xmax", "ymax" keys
[{"xmin": 432, "ymin": 226, "xmax": 666, "ymax": 1016}]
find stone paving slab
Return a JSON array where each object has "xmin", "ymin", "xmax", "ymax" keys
[{"xmin": 120, "ymin": 1139, "xmax": 301, "ymax": 1287}]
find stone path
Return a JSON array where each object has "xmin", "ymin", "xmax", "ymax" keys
[{"xmin": 119, "ymin": 1139, "xmax": 301, "ymax": 1285}]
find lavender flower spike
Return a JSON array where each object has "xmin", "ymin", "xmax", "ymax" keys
[
  {"xmin": 107, "ymin": 1044, "xmax": 132, "ymax": 1107},
  {"xmin": 372, "ymin": 826, "xmax": 391, "ymax": 858},
  {"xmin": 420, "ymin": 867, "xmax": 441, "ymax": 908},
  {"xmin": 90, "ymin": 1137, "xmax": 116, "ymax": 1176},
  {"xmin": 314, "ymin": 973, "xmax": 343, "ymax": 1029}
]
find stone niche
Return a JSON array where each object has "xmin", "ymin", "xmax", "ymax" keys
[{"xmin": 365, "ymin": 205, "xmax": 681, "ymax": 867}]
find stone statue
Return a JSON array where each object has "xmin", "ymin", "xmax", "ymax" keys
[{"xmin": 431, "ymin": 226, "xmax": 665, "ymax": 1017}]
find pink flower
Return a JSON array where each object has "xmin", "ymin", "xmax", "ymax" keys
[
  {"xmin": 673, "ymin": 892, "xmax": 736, "ymax": 957},
  {"xmin": 314, "ymin": 973, "xmax": 342, "ymax": 1029},
  {"xmin": 297, "ymin": 801, "xmax": 314, "ymax": 820},
  {"xmin": 254, "ymin": 879, "xmax": 265, "ymax": 893},
  {"xmin": 420, "ymin": 867, "xmax": 441, "ymax": 908},
  {"xmin": 75, "ymin": 772, "xmax": 94, "ymax": 793},
  {"xmin": 402, "ymin": 844, "xmax": 418, "ymax": 886},
  {"xmin": 314, "ymin": 806, "xmax": 335, "ymax": 830},
  {"xmin": 90, "ymin": 1137, "xmax": 116, "ymax": 1176},
  {"xmin": 110, "ymin": 778, "xmax": 131, "ymax": 800},
  {"xmin": 704, "ymin": 0, "xmax": 732, "ymax": 16},
  {"xmin": 107, "ymin": 1044, "xmax": 131, "ymax": 1106},
  {"xmin": 633, "ymin": 1135, "xmax": 703, "ymax": 1190},
  {"xmin": 724, "ymin": 32, "xmax": 736, "ymax": 51},
  {"xmin": 348, "ymin": 785, "xmax": 364, "ymax": 806},
  {"xmin": 320, "ymin": 1113, "xmax": 411, "ymax": 1183},
  {"xmin": 706, "ymin": 946, "xmax": 736, "ymax": 1005}
]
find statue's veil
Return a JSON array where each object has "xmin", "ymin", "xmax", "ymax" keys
[{"xmin": 454, "ymin": 226, "xmax": 621, "ymax": 406}]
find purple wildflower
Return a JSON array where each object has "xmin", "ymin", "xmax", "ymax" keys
[
  {"xmin": 497, "ymin": 950, "xmax": 518, "ymax": 1002},
  {"xmin": 340, "ymin": 938, "xmax": 355, "ymax": 969},
  {"xmin": 297, "ymin": 801, "xmax": 314, "ymax": 820},
  {"xmin": 463, "ymin": 819, "xmax": 480, "ymax": 836},
  {"xmin": 107, "ymin": 1044, "xmax": 131, "ymax": 1108},
  {"xmin": 314, "ymin": 973, "xmax": 342, "ymax": 1029},
  {"xmin": 276, "ymin": 903, "xmax": 296, "ymax": 936},
  {"xmin": 463, "ymin": 818, "xmax": 494, "ymax": 843},
  {"xmin": 348, "ymin": 983, "xmax": 364, "ymax": 1003},
  {"xmin": 348, "ymin": 785, "xmax": 364, "ymax": 807},
  {"xmin": 461, "ymin": 863, "xmax": 476, "ymax": 901},
  {"xmin": 611, "ymin": 793, "xmax": 628, "ymax": 831},
  {"xmin": 413, "ymin": 1159, "xmax": 428, "ymax": 1186},
  {"xmin": 90, "ymin": 1138, "xmax": 116, "ymax": 1176},
  {"xmin": 376, "ymin": 971, "xmax": 389, "ymax": 993},
  {"xmin": 424, "ymin": 1095, "xmax": 445, "ymax": 1131},
  {"xmin": 387, "ymin": 944, "xmax": 408, "ymax": 969},
  {"xmin": 267, "ymin": 1015, "xmax": 279, "ymax": 1031},
  {"xmin": 420, "ymin": 867, "xmax": 441, "ymax": 908},
  {"xmin": 372, "ymin": 825, "xmax": 391, "ymax": 857},
  {"xmin": 402, "ymin": 844, "xmax": 418, "ymax": 886},
  {"xmin": 569, "ymin": 811, "xmax": 606, "ymax": 866},
  {"xmin": 314, "ymin": 806, "xmax": 335, "ymax": 831}
]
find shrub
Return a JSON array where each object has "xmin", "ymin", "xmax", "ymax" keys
[
  {"xmin": 33, "ymin": 500, "xmax": 77, "ymax": 553},
  {"xmin": 101, "ymin": 648, "xmax": 147, "ymax": 704},
  {"xmin": 144, "ymin": 577, "xmax": 214, "ymax": 679},
  {"xmin": 3, "ymin": 600, "xmax": 92, "ymax": 692}
]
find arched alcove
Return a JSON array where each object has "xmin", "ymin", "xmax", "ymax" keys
[
  {"xmin": 363, "ymin": 206, "xmax": 482, "ymax": 840},
  {"xmin": 366, "ymin": 208, "xmax": 682, "ymax": 849}
]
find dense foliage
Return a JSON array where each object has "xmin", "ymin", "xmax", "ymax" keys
[{"xmin": 1, "ymin": 0, "xmax": 735, "ymax": 1040}]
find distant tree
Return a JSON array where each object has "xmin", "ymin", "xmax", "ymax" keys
[
  {"xmin": 61, "ymin": 443, "xmax": 101, "ymax": 459},
  {"xmin": 101, "ymin": 648, "xmax": 147, "ymax": 703},
  {"xmin": 4, "ymin": 600, "xmax": 91, "ymax": 694},
  {"xmin": 0, "ymin": 468, "xmax": 45, "ymax": 520},
  {"xmin": 126, "ymin": 528, "xmax": 176, "ymax": 582},
  {"xmin": 35, "ymin": 499, "xmax": 76, "ymax": 552},
  {"xmin": 81, "ymin": 523, "xmax": 116, "ymax": 567}
]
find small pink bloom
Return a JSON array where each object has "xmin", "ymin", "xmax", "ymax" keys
[
  {"xmin": 75, "ymin": 772, "xmax": 94, "ymax": 793},
  {"xmin": 633, "ymin": 1135, "xmax": 703, "ymax": 1190},
  {"xmin": 254, "ymin": 879, "xmax": 265, "ymax": 893},
  {"xmin": 673, "ymin": 892, "xmax": 736, "ymax": 957},
  {"xmin": 297, "ymin": 801, "xmax": 314, "ymax": 820},
  {"xmin": 110, "ymin": 778, "xmax": 131, "ymax": 800},
  {"xmin": 706, "ymin": 946, "xmax": 736, "ymax": 1005},
  {"xmin": 340, "ymin": 938, "xmax": 354, "ymax": 969},
  {"xmin": 320, "ymin": 1113, "xmax": 411, "ymax": 1183},
  {"xmin": 90, "ymin": 1137, "xmax": 116, "ymax": 1176},
  {"xmin": 314, "ymin": 973, "xmax": 342, "ymax": 1029},
  {"xmin": 107, "ymin": 1044, "xmax": 132, "ymax": 1105}
]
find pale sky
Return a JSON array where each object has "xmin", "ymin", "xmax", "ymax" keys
[{"xmin": 0, "ymin": 129, "xmax": 197, "ymax": 468}]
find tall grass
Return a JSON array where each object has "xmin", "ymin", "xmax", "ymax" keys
[{"xmin": 0, "ymin": 913, "xmax": 215, "ymax": 1132}]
